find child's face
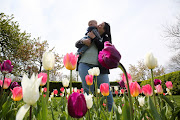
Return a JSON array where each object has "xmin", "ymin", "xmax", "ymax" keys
[{"xmin": 88, "ymin": 21, "xmax": 97, "ymax": 27}]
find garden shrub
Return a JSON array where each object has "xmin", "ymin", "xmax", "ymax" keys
[{"xmin": 140, "ymin": 71, "xmax": 180, "ymax": 95}]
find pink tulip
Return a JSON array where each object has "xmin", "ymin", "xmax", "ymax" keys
[
  {"xmin": 85, "ymin": 75, "xmax": 93, "ymax": 86},
  {"xmin": 120, "ymin": 89, "xmax": 125, "ymax": 94},
  {"xmin": 10, "ymin": 87, "xmax": 23, "ymax": 101},
  {"xmin": 3, "ymin": 78, "xmax": 11, "ymax": 89},
  {"xmin": 129, "ymin": 81, "xmax": 141, "ymax": 97},
  {"xmin": 115, "ymin": 90, "xmax": 118, "ymax": 95},
  {"xmin": 142, "ymin": 84, "xmax": 153, "ymax": 97},
  {"xmin": 165, "ymin": 81, "xmax": 173, "ymax": 90},
  {"xmin": 53, "ymin": 89, "xmax": 58, "ymax": 95},
  {"xmin": 98, "ymin": 41, "xmax": 121, "ymax": 69},
  {"xmin": 38, "ymin": 72, "xmax": 47, "ymax": 86},
  {"xmin": 60, "ymin": 87, "xmax": 65, "ymax": 93},
  {"xmin": 63, "ymin": 52, "xmax": 78, "ymax": 70},
  {"xmin": 121, "ymin": 72, "xmax": 132, "ymax": 85},
  {"xmin": 43, "ymin": 87, "xmax": 47, "ymax": 92},
  {"xmin": 100, "ymin": 83, "xmax": 109, "ymax": 96},
  {"xmin": 155, "ymin": 85, "xmax": 163, "ymax": 94},
  {"xmin": 81, "ymin": 88, "xmax": 84, "ymax": 93},
  {"xmin": 0, "ymin": 80, "xmax": 3, "ymax": 87}
]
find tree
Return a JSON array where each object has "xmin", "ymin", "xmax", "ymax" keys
[
  {"xmin": 163, "ymin": 15, "xmax": 180, "ymax": 72},
  {"xmin": 128, "ymin": 59, "xmax": 165, "ymax": 81}
]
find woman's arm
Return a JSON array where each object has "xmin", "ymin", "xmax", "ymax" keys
[{"xmin": 75, "ymin": 39, "xmax": 91, "ymax": 48}]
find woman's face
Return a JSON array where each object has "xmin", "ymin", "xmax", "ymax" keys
[{"xmin": 98, "ymin": 22, "xmax": 105, "ymax": 35}]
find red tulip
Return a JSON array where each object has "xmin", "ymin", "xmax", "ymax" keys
[
  {"xmin": 53, "ymin": 89, "xmax": 58, "ymax": 95},
  {"xmin": 68, "ymin": 92, "xmax": 87, "ymax": 118},
  {"xmin": 10, "ymin": 87, "xmax": 23, "ymax": 101},
  {"xmin": 115, "ymin": 90, "xmax": 118, "ymax": 95},
  {"xmin": 38, "ymin": 72, "xmax": 47, "ymax": 86},
  {"xmin": 85, "ymin": 74, "xmax": 93, "ymax": 86},
  {"xmin": 142, "ymin": 84, "xmax": 153, "ymax": 97},
  {"xmin": 43, "ymin": 87, "xmax": 47, "ymax": 92},
  {"xmin": 98, "ymin": 41, "xmax": 121, "ymax": 69},
  {"xmin": 165, "ymin": 81, "xmax": 173, "ymax": 90},
  {"xmin": 60, "ymin": 87, "xmax": 65, "ymax": 93},
  {"xmin": 100, "ymin": 83, "xmax": 109, "ymax": 96}
]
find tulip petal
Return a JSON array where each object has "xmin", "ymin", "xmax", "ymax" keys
[{"xmin": 16, "ymin": 104, "xmax": 30, "ymax": 120}]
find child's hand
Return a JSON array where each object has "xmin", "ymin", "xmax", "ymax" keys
[
  {"xmin": 82, "ymin": 39, "xmax": 91, "ymax": 46},
  {"xmin": 88, "ymin": 31, "xmax": 95, "ymax": 39}
]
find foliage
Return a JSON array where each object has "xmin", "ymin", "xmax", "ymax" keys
[{"xmin": 141, "ymin": 70, "xmax": 180, "ymax": 95}]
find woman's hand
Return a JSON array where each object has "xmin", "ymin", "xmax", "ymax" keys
[
  {"xmin": 88, "ymin": 31, "xmax": 96, "ymax": 39},
  {"xmin": 82, "ymin": 38, "xmax": 91, "ymax": 46}
]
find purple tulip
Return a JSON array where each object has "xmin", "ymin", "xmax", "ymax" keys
[
  {"xmin": 98, "ymin": 41, "xmax": 121, "ymax": 69},
  {"xmin": 1, "ymin": 60, "xmax": 13, "ymax": 73},
  {"xmin": 10, "ymin": 82, "xmax": 20, "ymax": 89},
  {"xmin": 68, "ymin": 92, "xmax": 87, "ymax": 118},
  {"xmin": 154, "ymin": 79, "xmax": 162, "ymax": 86},
  {"xmin": 119, "ymin": 80, "xmax": 125, "ymax": 88}
]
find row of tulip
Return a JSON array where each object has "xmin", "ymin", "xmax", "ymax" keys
[{"xmin": 0, "ymin": 41, "xmax": 179, "ymax": 119}]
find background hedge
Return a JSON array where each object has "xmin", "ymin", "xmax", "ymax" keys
[{"xmin": 140, "ymin": 71, "xmax": 180, "ymax": 95}]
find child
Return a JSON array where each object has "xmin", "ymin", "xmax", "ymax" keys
[{"xmin": 76, "ymin": 20, "xmax": 101, "ymax": 56}]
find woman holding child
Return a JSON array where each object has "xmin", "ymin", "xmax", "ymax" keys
[{"xmin": 75, "ymin": 21, "xmax": 113, "ymax": 111}]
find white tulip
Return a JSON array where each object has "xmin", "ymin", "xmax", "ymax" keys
[
  {"xmin": 66, "ymin": 88, "xmax": 70, "ymax": 94},
  {"xmin": 92, "ymin": 67, "xmax": 100, "ymax": 76},
  {"xmin": 88, "ymin": 68, "xmax": 94, "ymax": 75},
  {"xmin": 16, "ymin": 73, "xmax": 42, "ymax": 120},
  {"xmin": 144, "ymin": 52, "xmax": 157, "ymax": 69},
  {"xmin": 42, "ymin": 51, "xmax": 55, "ymax": 70},
  {"xmin": 84, "ymin": 93, "xmax": 93, "ymax": 109},
  {"xmin": 74, "ymin": 87, "xmax": 77, "ymax": 92},
  {"xmin": 138, "ymin": 96, "xmax": 145, "ymax": 107},
  {"xmin": 62, "ymin": 78, "xmax": 69, "ymax": 87},
  {"xmin": 118, "ymin": 106, "xmax": 122, "ymax": 114},
  {"xmin": 97, "ymin": 89, "xmax": 100, "ymax": 94},
  {"xmin": 114, "ymin": 86, "xmax": 118, "ymax": 91}
]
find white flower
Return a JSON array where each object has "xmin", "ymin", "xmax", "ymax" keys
[
  {"xmin": 138, "ymin": 96, "xmax": 145, "ymax": 107},
  {"xmin": 62, "ymin": 78, "xmax": 69, "ymax": 87},
  {"xmin": 42, "ymin": 51, "xmax": 55, "ymax": 70},
  {"xmin": 114, "ymin": 86, "xmax": 118, "ymax": 91},
  {"xmin": 74, "ymin": 87, "xmax": 77, "ymax": 92},
  {"xmin": 154, "ymin": 90, "xmax": 157, "ymax": 94},
  {"xmin": 66, "ymin": 88, "xmax": 70, "ymax": 94},
  {"xmin": 144, "ymin": 52, "xmax": 157, "ymax": 69},
  {"xmin": 16, "ymin": 73, "xmax": 42, "ymax": 120},
  {"xmin": 88, "ymin": 67, "xmax": 100, "ymax": 76},
  {"xmin": 166, "ymin": 88, "xmax": 172, "ymax": 95},
  {"xmin": 92, "ymin": 67, "xmax": 100, "ymax": 76},
  {"xmin": 84, "ymin": 93, "xmax": 93, "ymax": 109},
  {"xmin": 118, "ymin": 106, "xmax": 122, "ymax": 114},
  {"xmin": 97, "ymin": 89, "xmax": 100, "ymax": 94}
]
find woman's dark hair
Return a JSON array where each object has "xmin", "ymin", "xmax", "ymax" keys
[{"xmin": 104, "ymin": 22, "xmax": 112, "ymax": 43}]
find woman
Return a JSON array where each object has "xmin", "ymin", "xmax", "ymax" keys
[{"xmin": 75, "ymin": 22, "xmax": 113, "ymax": 111}]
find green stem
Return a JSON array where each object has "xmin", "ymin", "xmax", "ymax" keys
[
  {"xmin": 151, "ymin": 69, "xmax": 157, "ymax": 108},
  {"xmin": 46, "ymin": 70, "xmax": 50, "ymax": 103},
  {"xmin": 106, "ymin": 96, "xmax": 108, "ymax": 112},
  {"xmin": 70, "ymin": 70, "xmax": 72, "ymax": 94},
  {"xmin": 29, "ymin": 105, "xmax": 32, "ymax": 120},
  {"xmin": 88, "ymin": 109, "xmax": 90, "ymax": 120},
  {"xmin": 118, "ymin": 62, "xmax": 133, "ymax": 120},
  {"xmin": 0, "ymin": 74, "xmax": 6, "ymax": 98},
  {"xmin": 89, "ymin": 86, "xmax": 90, "ymax": 94}
]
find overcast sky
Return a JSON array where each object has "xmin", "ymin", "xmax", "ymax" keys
[{"xmin": 1, "ymin": 0, "xmax": 180, "ymax": 81}]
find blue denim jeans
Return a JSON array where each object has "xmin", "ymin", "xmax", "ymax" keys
[{"xmin": 78, "ymin": 63, "xmax": 114, "ymax": 111}]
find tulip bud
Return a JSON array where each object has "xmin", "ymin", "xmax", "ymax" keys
[
  {"xmin": 100, "ymin": 83, "xmax": 109, "ymax": 96},
  {"xmin": 1, "ymin": 60, "xmax": 13, "ymax": 73},
  {"xmin": 63, "ymin": 52, "xmax": 78, "ymax": 70},
  {"xmin": 129, "ymin": 81, "xmax": 141, "ymax": 97},
  {"xmin": 10, "ymin": 82, "xmax": 20, "ymax": 89},
  {"xmin": 62, "ymin": 78, "xmax": 69, "ymax": 87},
  {"xmin": 165, "ymin": 81, "xmax": 173, "ymax": 90},
  {"xmin": 142, "ymin": 84, "xmax": 153, "ymax": 97},
  {"xmin": 138, "ymin": 96, "xmax": 145, "ymax": 107},
  {"xmin": 38, "ymin": 72, "xmax": 47, "ymax": 86},
  {"xmin": 154, "ymin": 79, "xmax": 162, "ymax": 86},
  {"xmin": 119, "ymin": 80, "xmax": 125, "ymax": 88},
  {"xmin": 155, "ymin": 85, "xmax": 163, "ymax": 94},
  {"xmin": 53, "ymin": 89, "xmax": 58, "ymax": 96},
  {"xmin": 92, "ymin": 67, "xmax": 100, "ymax": 76},
  {"xmin": 3, "ymin": 78, "xmax": 11, "ymax": 89},
  {"xmin": 85, "ymin": 74, "xmax": 93, "ymax": 86},
  {"xmin": 98, "ymin": 41, "xmax": 121, "ymax": 69},
  {"xmin": 114, "ymin": 86, "xmax": 118, "ymax": 91},
  {"xmin": 68, "ymin": 92, "xmax": 87, "ymax": 118},
  {"xmin": 121, "ymin": 72, "xmax": 132, "ymax": 85},
  {"xmin": 84, "ymin": 93, "xmax": 93, "ymax": 109},
  {"xmin": 42, "ymin": 51, "xmax": 55, "ymax": 70},
  {"xmin": 144, "ymin": 52, "xmax": 157, "ymax": 69},
  {"xmin": 11, "ymin": 87, "xmax": 23, "ymax": 101}
]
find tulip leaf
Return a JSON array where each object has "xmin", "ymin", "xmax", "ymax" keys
[
  {"xmin": 122, "ymin": 98, "xmax": 130, "ymax": 120},
  {"xmin": 161, "ymin": 95, "xmax": 174, "ymax": 110},
  {"xmin": 170, "ymin": 107, "xmax": 180, "ymax": 120},
  {"xmin": 148, "ymin": 97, "xmax": 162, "ymax": 120},
  {"xmin": 113, "ymin": 104, "xmax": 120, "ymax": 120}
]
